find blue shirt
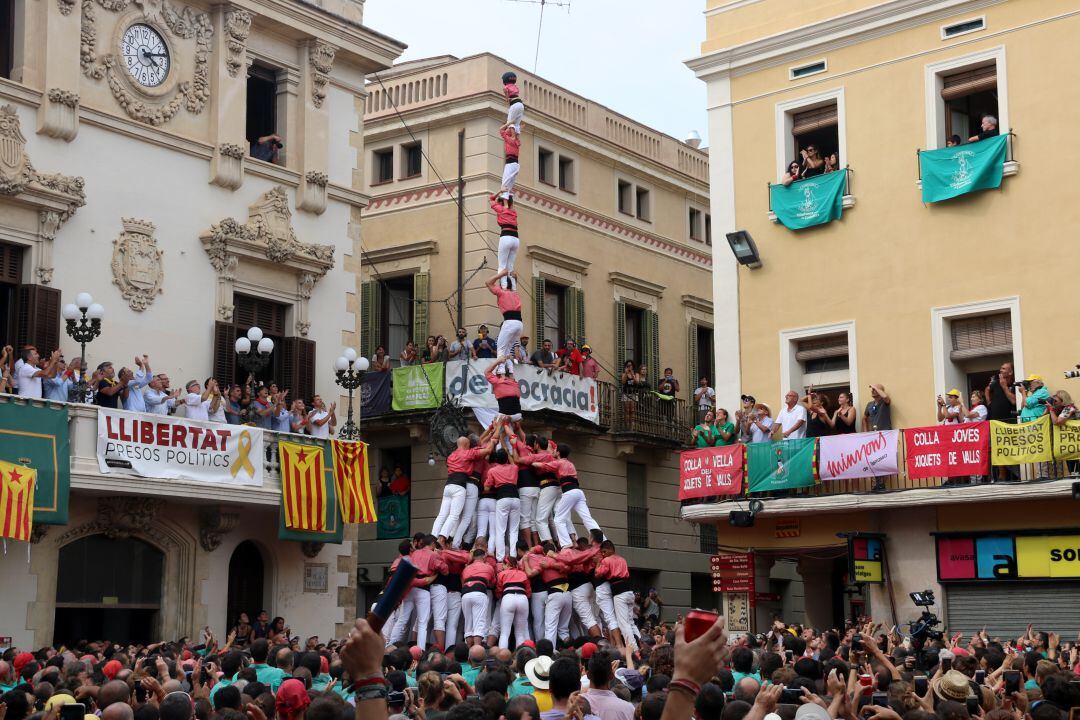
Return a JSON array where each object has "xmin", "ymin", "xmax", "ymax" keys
[
  {"xmin": 122, "ymin": 369, "xmax": 151, "ymax": 412},
  {"xmin": 273, "ymin": 408, "xmax": 292, "ymax": 432},
  {"xmin": 43, "ymin": 376, "xmax": 73, "ymax": 402}
]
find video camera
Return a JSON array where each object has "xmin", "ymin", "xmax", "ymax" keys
[{"xmin": 907, "ymin": 590, "xmax": 943, "ymax": 644}]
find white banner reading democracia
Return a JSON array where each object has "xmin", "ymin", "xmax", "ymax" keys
[
  {"xmin": 446, "ymin": 360, "xmax": 599, "ymax": 424},
  {"xmin": 97, "ymin": 408, "xmax": 264, "ymax": 487}
]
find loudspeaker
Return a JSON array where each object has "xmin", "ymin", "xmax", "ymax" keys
[
  {"xmin": 730, "ymin": 511, "xmax": 755, "ymax": 528},
  {"xmin": 1072, "ymin": 481, "xmax": 1080, "ymax": 500}
]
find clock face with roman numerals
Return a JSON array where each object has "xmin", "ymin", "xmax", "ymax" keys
[{"xmin": 120, "ymin": 23, "xmax": 171, "ymax": 88}]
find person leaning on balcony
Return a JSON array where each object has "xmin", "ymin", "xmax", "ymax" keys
[
  {"xmin": 829, "ymin": 391, "xmax": 858, "ymax": 434},
  {"xmin": 372, "ymin": 345, "xmax": 392, "ymax": 371},
  {"xmin": 781, "ymin": 161, "xmax": 801, "ymax": 187},
  {"xmin": 580, "ymin": 345, "xmax": 600, "ymax": 380},
  {"xmin": 863, "ymin": 384, "xmax": 892, "ymax": 431},
  {"xmin": 715, "ymin": 409, "xmax": 736, "ymax": 446},
  {"xmin": 937, "ymin": 389, "xmax": 964, "ymax": 425},
  {"xmin": 1018, "ymin": 375, "xmax": 1051, "ymax": 422},
  {"xmin": 1049, "ymin": 390, "xmax": 1080, "ymax": 474},
  {"xmin": 691, "ymin": 410, "xmax": 720, "ymax": 448},
  {"xmin": 969, "ymin": 115, "xmax": 999, "ymax": 143},
  {"xmin": 16, "ymin": 346, "xmax": 61, "ymax": 400},
  {"xmin": 95, "ymin": 362, "xmax": 129, "ymax": 409},
  {"xmin": 776, "ymin": 390, "xmax": 808, "ymax": 440},
  {"xmin": 802, "ymin": 391, "xmax": 834, "ymax": 438}
]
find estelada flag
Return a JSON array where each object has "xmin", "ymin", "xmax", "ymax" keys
[
  {"xmin": 331, "ymin": 440, "xmax": 378, "ymax": 524},
  {"xmin": 279, "ymin": 441, "xmax": 327, "ymax": 531},
  {"xmin": 0, "ymin": 460, "xmax": 36, "ymax": 542}
]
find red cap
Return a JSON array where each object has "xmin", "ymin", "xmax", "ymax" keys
[
  {"xmin": 181, "ymin": 650, "xmax": 193, "ymax": 661},
  {"xmin": 522, "ymin": 640, "xmax": 536, "ymax": 649},
  {"xmin": 580, "ymin": 643, "xmax": 598, "ymax": 660},
  {"xmin": 13, "ymin": 652, "xmax": 34, "ymax": 675},
  {"xmin": 409, "ymin": 646, "xmax": 423, "ymax": 661},
  {"xmin": 319, "ymin": 656, "xmax": 329, "ymax": 674},
  {"xmin": 102, "ymin": 660, "xmax": 123, "ymax": 680}
]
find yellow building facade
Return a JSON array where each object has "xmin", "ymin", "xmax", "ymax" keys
[{"xmin": 688, "ymin": 0, "xmax": 1080, "ymax": 634}]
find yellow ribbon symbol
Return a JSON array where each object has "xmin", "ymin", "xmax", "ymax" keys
[{"xmin": 231, "ymin": 430, "xmax": 256, "ymax": 478}]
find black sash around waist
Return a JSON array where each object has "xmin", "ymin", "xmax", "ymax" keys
[
  {"xmin": 447, "ymin": 472, "xmax": 469, "ymax": 487},
  {"xmin": 495, "ymin": 484, "xmax": 519, "ymax": 500},
  {"xmin": 500, "ymin": 226, "xmax": 518, "ymax": 237},
  {"xmin": 503, "ymin": 310, "xmax": 522, "ymax": 321},
  {"xmin": 559, "ymin": 476, "xmax": 580, "ymax": 491}
]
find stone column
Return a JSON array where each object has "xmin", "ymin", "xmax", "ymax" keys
[
  {"xmin": 296, "ymin": 39, "xmax": 335, "ymax": 215},
  {"xmin": 37, "ymin": 0, "xmax": 82, "ymax": 140},
  {"xmin": 208, "ymin": 5, "xmax": 251, "ymax": 189}
]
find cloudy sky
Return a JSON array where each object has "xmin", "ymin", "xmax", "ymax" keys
[{"xmin": 364, "ymin": 0, "xmax": 710, "ymax": 146}]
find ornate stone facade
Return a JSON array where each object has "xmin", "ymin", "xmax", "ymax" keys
[
  {"xmin": 222, "ymin": 7, "xmax": 251, "ymax": 79},
  {"xmin": 111, "ymin": 218, "xmax": 164, "ymax": 311},
  {"xmin": 308, "ymin": 40, "xmax": 336, "ymax": 109}
]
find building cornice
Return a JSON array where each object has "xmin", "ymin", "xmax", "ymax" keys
[
  {"xmin": 608, "ymin": 272, "xmax": 665, "ymax": 298},
  {"xmin": 687, "ymin": 0, "xmax": 1007, "ymax": 80},
  {"xmin": 360, "ymin": 240, "xmax": 438, "ymax": 266},
  {"xmin": 681, "ymin": 293, "xmax": 714, "ymax": 314},
  {"xmin": 526, "ymin": 245, "xmax": 591, "ymax": 275}
]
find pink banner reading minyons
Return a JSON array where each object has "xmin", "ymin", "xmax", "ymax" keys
[{"xmin": 819, "ymin": 430, "xmax": 899, "ymax": 480}]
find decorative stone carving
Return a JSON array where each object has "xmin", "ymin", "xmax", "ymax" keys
[
  {"xmin": 219, "ymin": 142, "xmax": 245, "ymax": 159},
  {"xmin": 30, "ymin": 524, "xmax": 50, "ymax": 544},
  {"xmin": 47, "ymin": 89, "xmax": 80, "ymax": 108},
  {"xmin": 301, "ymin": 541, "xmax": 325, "ymax": 558},
  {"xmin": 111, "ymin": 218, "xmax": 164, "ymax": 311},
  {"xmin": 95, "ymin": 496, "xmax": 164, "ymax": 539},
  {"xmin": 305, "ymin": 171, "xmax": 328, "ymax": 188},
  {"xmin": 201, "ymin": 187, "xmax": 334, "ymax": 337},
  {"xmin": 223, "ymin": 7, "xmax": 251, "ymax": 78},
  {"xmin": 211, "ymin": 143, "xmax": 245, "ymax": 190},
  {"xmin": 0, "ymin": 106, "xmax": 85, "ymax": 284},
  {"xmin": 298, "ymin": 170, "xmax": 329, "ymax": 215},
  {"xmin": 198, "ymin": 506, "xmax": 240, "ymax": 551},
  {"xmin": 308, "ymin": 40, "xmax": 336, "ymax": 109},
  {"xmin": 58, "ymin": 0, "xmax": 77, "ymax": 15},
  {"xmin": 80, "ymin": 0, "xmax": 212, "ymax": 126}
]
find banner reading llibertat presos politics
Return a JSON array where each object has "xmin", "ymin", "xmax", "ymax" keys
[
  {"xmin": 97, "ymin": 408, "xmax": 264, "ymax": 487},
  {"xmin": 445, "ymin": 360, "xmax": 599, "ymax": 424},
  {"xmin": 819, "ymin": 430, "xmax": 900, "ymax": 481}
]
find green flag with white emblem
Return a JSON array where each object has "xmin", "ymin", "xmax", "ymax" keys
[
  {"xmin": 920, "ymin": 134, "xmax": 1008, "ymax": 203},
  {"xmin": 748, "ymin": 438, "xmax": 818, "ymax": 492},
  {"xmin": 769, "ymin": 170, "xmax": 847, "ymax": 230}
]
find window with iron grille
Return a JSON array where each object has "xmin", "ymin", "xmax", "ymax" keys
[
  {"xmin": 627, "ymin": 462, "xmax": 648, "ymax": 548},
  {"xmin": 700, "ymin": 524, "xmax": 718, "ymax": 554}
]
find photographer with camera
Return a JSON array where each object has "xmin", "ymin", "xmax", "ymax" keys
[
  {"xmin": 251, "ymin": 134, "xmax": 283, "ymax": 164},
  {"xmin": 1017, "ymin": 374, "xmax": 1051, "ymax": 422}
]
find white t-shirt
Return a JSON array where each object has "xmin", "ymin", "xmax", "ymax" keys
[
  {"xmin": 206, "ymin": 397, "xmax": 226, "ymax": 423},
  {"xmin": 940, "ymin": 404, "xmax": 962, "ymax": 424},
  {"xmin": 776, "ymin": 403, "xmax": 808, "ymax": 438},
  {"xmin": 750, "ymin": 415, "xmax": 774, "ymax": 444},
  {"xmin": 184, "ymin": 393, "xmax": 209, "ymax": 421},
  {"xmin": 308, "ymin": 409, "xmax": 331, "ymax": 438},
  {"xmin": 966, "ymin": 404, "xmax": 988, "ymax": 422},
  {"xmin": 695, "ymin": 386, "xmax": 716, "ymax": 409},
  {"xmin": 17, "ymin": 362, "xmax": 43, "ymax": 399}
]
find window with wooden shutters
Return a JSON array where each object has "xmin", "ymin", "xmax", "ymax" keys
[
  {"xmin": 615, "ymin": 301, "xmax": 627, "ymax": 371},
  {"xmin": 0, "ymin": 242, "xmax": 23, "ymax": 348},
  {"xmin": 940, "ymin": 65, "xmax": 996, "ymax": 100},
  {"xmin": 791, "ymin": 102, "xmax": 839, "ymax": 165},
  {"xmin": 644, "ymin": 309, "xmax": 660, "ymax": 387},
  {"xmin": 360, "ymin": 280, "xmax": 381, "ymax": 360},
  {"xmin": 0, "ymin": 241, "xmax": 22, "ymax": 284},
  {"xmin": 234, "ymin": 294, "xmax": 286, "ymax": 336},
  {"xmin": 562, "ymin": 285, "xmax": 578, "ymax": 346},
  {"xmin": 542, "ymin": 281, "xmax": 565, "ymax": 349},
  {"xmin": 950, "ymin": 313, "xmax": 1012, "ymax": 361},
  {"xmin": 940, "ymin": 64, "xmax": 998, "ymax": 141},
  {"xmin": 795, "ymin": 334, "xmax": 848, "ymax": 362},
  {"xmin": 687, "ymin": 321, "xmax": 699, "ymax": 392},
  {"xmin": 213, "ymin": 321, "xmax": 237, "ymax": 387},
  {"xmin": 280, "ymin": 336, "xmax": 316, "ymax": 403},
  {"xmin": 532, "ymin": 276, "xmax": 545, "ymax": 345},
  {"xmin": 573, "ymin": 288, "xmax": 585, "ymax": 344},
  {"xmin": 412, "ymin": 272, "xmax": 429, "ymax": 347},
  {"xmin": 16, "ymin": 285, "xmax": 60, "ymax": 355}
]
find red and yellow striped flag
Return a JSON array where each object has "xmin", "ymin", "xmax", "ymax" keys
[
  {"xmin": 279, "ymin": 441, "xmax": 327, "ymax": 531},
  {"xmin": 0, "ymin": 460, "xmax": 36, "ymax": 542},
  {"xmin": 331, "ymin": 440, "xmax": 378, "ymax": 524}
]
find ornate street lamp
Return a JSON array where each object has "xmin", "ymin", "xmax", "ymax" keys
[
  {"xmin": 334, "ymin": 348, "xmax": 368, "ymax": 441},
  {"xmin": 235, "ymin": 326, "xmax": 274, "ymax": 420},
  {"xmin": 62, "ymin": 292, "xmax": 104, "ymax": 402}
]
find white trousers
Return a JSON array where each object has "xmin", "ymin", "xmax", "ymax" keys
[
  {"xmin": 506, "ymin": 102, "xmax": 524, "ymax": 133},
  {"xmin": 571, "ymin": 583, "xmax": 599, "ymax": 631},
  {"xmin": 494, "ymin": 496, "xmax": 521, "ymax": 561},
  {"xmin": 499, "ymin": 593, "xmax": 530, "ymax": 649},
  {"xmin": 431, "ymin": 483, "xmax": 467, "ymax": 539},
  {"xmin": 431, "ymin": 585, "xmax": 462, "ymax": 646},
  {"xmin": 530, "ymin": 589, "xmax": 548, "ymax": 642},
  {"xmin": 381, "ymin": 606, "xmax": 399, "ymax": 644},
  {"xmin": 461, "ymin": 591, "xmax": 489, "ymax": 639},
  {"xmin": 390, "ymin": 587, "xmax": 431, "ymax": 648},
  {"xmin": 488, "ymin": 590, "xmax": 501, "ymax": 638},
  {"xmin": 501, "ymin": 161, "xmax": 520, "ymax": 195},
  {"xmin": 535, "ymin": 485, "xmax": 562, "ymax": 542},
  {"xmin": 594, "ymin": 581, "xmax": 618, "ymax": 631},
  {"xmin": 454, "ymin": 483, "xmax": 479, "ymax": 547},
  {"xmin": 498, "ymin": 235, "xmax": 520, "ymax": 280},
  {"xmin": 477, "ymin": 497, "xmax": 496, "ymax": 543},
  {"xmin": 613, "ymin": 590, "xmax": 638, "ymax": 652},
  {"xmin": 554, "ymin": 488, "xmax": 600, "ymax": 547},
  {"xmin": 544, "ymin": 590, "xmax": 573, "ymax": 643},
  {"xmin": 497, "ymin": 318, "xmax": 523, "ymax": 374},
  {"xmin": 518, "ymin": 486, "xmax": 540, "ymax": 531}
]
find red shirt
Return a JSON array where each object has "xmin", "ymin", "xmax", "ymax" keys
[
  {"xmin": 447, "ymin": 445, "xmax": 488, "ymax": 475},
  {"xmin": 486, "ymin": 371, "xmax": 520, "ymax": 399},
  {"xmin": 489, "ymin": 284, "xmax": 522, "ymax": 314},
  {"xmin": 409, "ymin": 546, "xmax": 438, "ymax": 587},
  {"xmin": 532, "ymin": 458, "xmax": 577, "ymax": 479},
  {"xmin": 515, "ymin": 444, "xmax": 553, "ymax": 467},
  {"xmin": 462, "ymin": 560, "xmax": 496, "ymax": 588},
  {"xmin": 559, "ymin": 348, "xmax": 583, "ymax": 374},
  {"xmin": 485, "ymin": 463, "xmax": 518, "ymax": 490},
  {"xmin": 580, "ymin": 356, "xmax": 600, "ymax": 379},
  {"xmin": 529, "ymin": 549, "xmax": 569, "ymax": 583},
  {"xmin": 504, "ymin": 83, "xmax": 520, "ymax": 100},
  {"xmin": 555, "ymin": 545, "xmax": 600, "ymax": 573},
  {"xmin": 472, "ymin": 456, "xmax": 488, "ymax": 480},
  {"xmin": 500, "ymin": 126, "xmax": 520, "ymax": 158},
  {"xmin": 389, "ymin": 474, "xmax": 411, "ymax": 495},
  {"xmin": 490, "ymin": 196, "xmax": 518, "ymax": 229},
  {"xmin": 595, "ymin": 553, "xmax": 630, "ymax": 581},
  {"xmin": 497, "ymin": 566, "xmax": 531, "ymax": 598},
  {"xmin": 439, "ymin": 548, "xmax": 471, "ymax": 576}
]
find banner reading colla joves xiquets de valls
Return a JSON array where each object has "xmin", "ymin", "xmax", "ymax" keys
[
  {"xmin": 97, "ymin": 408, "xmax": 264, "ymax": 486},
  {"xmin": 445, "ymin": 360, "xmax": 599, "ymax": 424}
]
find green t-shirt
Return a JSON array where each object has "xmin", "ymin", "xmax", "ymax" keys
[
  {"xmin": 209, "ymin": 678, "xmax": 234, "ymax": 701},
  {"xmin": 693, "ymin": 424, "xmax": 719, "ymax": 447},
  {"xmin": 311, "ymin": 673, "xmax": 333, "ymax": 692},
  {"xmin": 715, "ymin": 422, "xmax": 736, "ymax": 446},
  {"xmin": 509, "ymin": 676, "xmax": 535, "ymax": 698},
  {"xmin": 252, "ymin": 663, "xmax": 290, "ymax": 692},
  {"xmin": 461, "ymin": 664, "xmax": 482, "ymax": 687}
]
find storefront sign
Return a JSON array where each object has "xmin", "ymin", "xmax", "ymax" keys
[
  {"xmin": 712, "ymin": 552, "xmax": 755, "ymax": 593},
  {"xmin": 936, "ymin": 531, "xmax": 1080, "ymax": 581},
  {"xmin": 819, "ymin": 430, "xmax": 899, "ymax": 480},
  {"xmin": 96, "ymin": 408, "xmax": 263, "ymax": 486},
  {"xmin": 848, "ymin": 535, "xmax": 884, "ymax": 584},
  {"xmin": 679, "ymin": 445, "xmax": 745, "ymax": 500},
  {"xmin": 904, "ymin": 422, "xmax": 988, "ymax": 479},
  {"xmin": 445, "ymin": 360, "xmax": 599, "ymax": 424},
  {"xmin": 990, "ymin": 416, "xmax": 1053, "ymax": 466}
]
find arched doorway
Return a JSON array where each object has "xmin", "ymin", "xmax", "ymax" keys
[
  {"xmin": 55, "ymin": 534, "xmax": 164, "ymax": 645},
  {"xmin": 226, "ymin": 541, "xmax": 264, "ymax": 634}
]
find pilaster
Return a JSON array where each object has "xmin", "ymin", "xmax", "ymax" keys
[
  {"xmin": 208, "ymin": 5, "xmax": 251, "ymax": 189},
  {"xmin": 296, "ymin": 39, "xmax": 335, "ymax": 214},
  {"xmin": 37, "ymin": 0, "xmax": 82, "ymax": 140}
]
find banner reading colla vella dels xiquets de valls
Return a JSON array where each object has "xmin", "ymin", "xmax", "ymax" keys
[{"xmin": 919, "ymin": 134, "xmax": 1008, "ymax": 203}]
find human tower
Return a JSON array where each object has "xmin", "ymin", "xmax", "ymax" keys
[{"xmin": 380, "ymin": 73, "xmax": 639, "ymax": 655}]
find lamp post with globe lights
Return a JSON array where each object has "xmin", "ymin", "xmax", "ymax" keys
[
  {"xmin": 61, "ymin": 292, "xmax": 105, "ymax": 402},
  {"xmin": 334, "ymin": 348, "xmax": 368, "ymax": 441},
  {"xmin": 235, "ymin": 326, "xmax": 274, "ymax": 421}
]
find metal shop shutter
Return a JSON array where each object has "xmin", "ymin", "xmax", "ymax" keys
[{"xmin": 945, "ymin": 583, "xmax": 1080, "ymax": 638}]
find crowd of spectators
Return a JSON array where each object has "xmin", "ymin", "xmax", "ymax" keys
[{"xmin": 0, "ymin": 345, "xmax": 336, "ymax": 437}]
